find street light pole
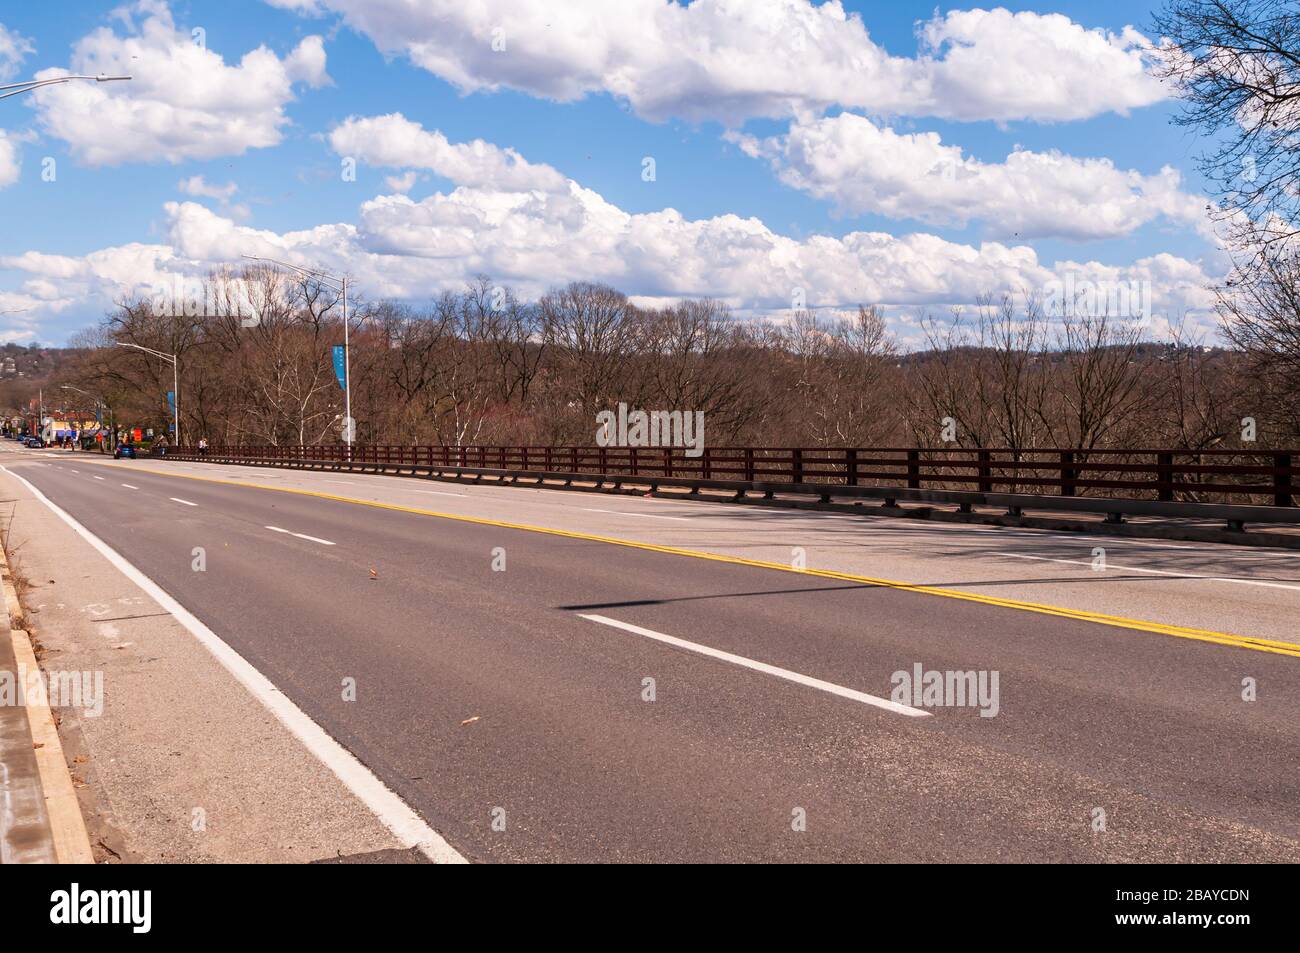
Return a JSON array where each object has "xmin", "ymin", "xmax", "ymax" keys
[
  {"xmin": 0, "ymin": 74, "xmax": 131, "ymax": 102},
  {"xmin": 241, "ymin": 255, "xmax": 354, "ymax": 457},
  {"xmin": 116, "ymin": 342, "xmax": 180, "ymax": 447},
  {"xmin": 343, "ymin": 275, "xmax": 351, "ymax": 453}
]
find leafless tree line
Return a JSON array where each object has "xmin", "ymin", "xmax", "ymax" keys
[{"xmin": 57, "ymin": 269, "xmax": 1286, "ymax": 453}]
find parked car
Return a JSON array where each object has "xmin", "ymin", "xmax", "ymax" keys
[
  {"xmin": 114, "ymin": 444, "xmax": 137, "ymax": 459},
  {"xmin": 24, "ymin": 437, "xmax": 45, "ymax": 448}
]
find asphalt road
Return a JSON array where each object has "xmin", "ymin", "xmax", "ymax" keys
[{"xmin": 6, "ymin": 450, "xmax": 1299, "ymax": 862}]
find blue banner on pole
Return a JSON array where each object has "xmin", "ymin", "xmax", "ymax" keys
[
  {"xmin": 166, "ymin": 390, "xmax": 175, "ymax": 412},
  {"xmin": 332, "ymin": 345, "xmax": 346, "ymax": 390}
]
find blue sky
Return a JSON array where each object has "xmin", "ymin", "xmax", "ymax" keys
[{"xmin": 0, "ymin": 0, "xmax": 1222, "ymax": 346}]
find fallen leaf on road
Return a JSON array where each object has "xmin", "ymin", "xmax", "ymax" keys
[
  {"xmin": 369, "ymin": 568, "xmax": 378, "ymax": 579},
  {"xmin": 460, "ymin": 716, "xmax": 480, "ymax": 726}
]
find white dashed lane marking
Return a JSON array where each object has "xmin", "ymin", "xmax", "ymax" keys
[
  {"xmin": 265, "ymin": 525, "xmax": 336, "ymax": 546},
  {"xmin": 579, "ymin": 614, "xmax": 930, "ymax": 717},
  {"xmin": 581, "ymin": 507, "xmax": 689, "ymax": 522},
  {"xmin": 992, "ymin": 552, "xmax": 1300, "ymax": 592}
]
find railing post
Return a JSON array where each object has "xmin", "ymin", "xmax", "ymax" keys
[
  {"xmin": 664, "ymin": 447, "xmax": 672, "ymax": 478},
  {"xmin": 745, "ymin": 448, "xmax": 755, "ymax": 482},
  {"xmin": 907, "ymin": 449, "xmax": 920, "ymax": 489},
  {"xmin": 600, "ymin": 446, "xmax": 608, "ymax": 475},
  {"xmin": 1060, "ymin": 450, "xmax": 1075, "ymax": 497},
  {"xmin": 1275, "ymin": 452, "xmax": 1294, "ymax": 507},
  {"xmin": 702, "ymin": 446, "xmax": 711, "ymax": 480},
  {"xmin": 846, "ymin": 448, "xmax": 858, "ymax": 486},
  {"xmin": 630, "ymin": 446, "xmax": 638, "ymax": 477},
  {"xmin": 978, "ymin": 449, "xmax": 991, "ymax": 493},
  {"xmin": 792, "ymin": 448, "xmax": 803, "ymax": 484},
  {"xmin": 1157, "ymin": 452, "xmax": 1174, "ymax": 502}
]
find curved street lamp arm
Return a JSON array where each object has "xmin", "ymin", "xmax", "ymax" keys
[
  {"xmin": 0, "ymin": 75, "xmax": 131, "ymax": 101},
  {"xmin": 241, "ymin": 254, "xmax": 344, "ymax": 288}
]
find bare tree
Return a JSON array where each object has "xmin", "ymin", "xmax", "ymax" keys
[
  {"xmin": 1050, "ymin": 309, "xmax": 1149, "ymax": 450},
  {"xmin": 1152, "ymin": 0, "xmax": 1300, "ymax": 264},
  {"xmin": 539, "ymin": 282, "xmax": 646, "ymax": 433}
]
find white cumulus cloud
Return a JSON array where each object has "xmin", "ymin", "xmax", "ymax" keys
[
  {"xmin": 2, "ymin": 187, "xmax": 1218, "ymax": 347},
  {"xmin": 731, "ymin": 112, "xmax": 1208, "ymax": 241},
  {"xmin": 0, "ymin": 130, "xmax": 20, "ymax": 188},
  {"xmin": 30, "ymin": 0, "xmax": 329, "ymax": 166},
  {"xmin": 0, "ymin": 117, "xmax": 1218, "ymax": 343},
  {"xmin": 177, "ymin": 175, "xmax": 239, "ymax": 200},
  {"xmin": 265, "ymin": 0, "xmax": 1167, "ymax": 124},
  {"xmin": 0, "ymin": 22, "xmax": 35, "ymax": 81},
  {"xmin": 329, "ymin": 113, "xmax": 568, "ymax": 192}
]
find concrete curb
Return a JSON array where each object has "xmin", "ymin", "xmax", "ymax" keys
[
  {"xmin": 0, "ymin": 606, "xmax": 56, "ymax": 864},
  {"xmin": 0, "ymin": 543, "xmax": 95, "ymax": 864}
]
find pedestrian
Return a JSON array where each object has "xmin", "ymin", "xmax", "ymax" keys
[{"xmin": 198, "ymin": 437, "xmax": 209, "ymax": 456}]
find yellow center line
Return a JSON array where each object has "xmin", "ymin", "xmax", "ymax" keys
[{"xmin": 112, "ymin": 462, "xmax": 1300, "ymax": 659}]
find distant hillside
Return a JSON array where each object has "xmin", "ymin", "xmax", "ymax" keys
[{"xmin": 0, "ymin": 344, "xmax": 90, "ymax": 415}]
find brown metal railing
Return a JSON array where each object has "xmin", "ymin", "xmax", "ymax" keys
[{"xmin": 164, "ymin": 445, "xmax": 1298, "ymax": 506}]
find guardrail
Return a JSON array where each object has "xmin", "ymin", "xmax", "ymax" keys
[
  {"xmin": 156, "ymin": 444, "xmax": 1300, "ymax": 534},
  {"xmin": 161, "ymin": 444, "xmax": 1298, "ymax": 505}
]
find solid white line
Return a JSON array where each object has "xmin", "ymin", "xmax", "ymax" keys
[
  {"xmin": 1033, "ymin": 533, "xmax": 1300, "ymax": 560},
  {"xmin": 577, "ymin": 613, "xmax": 930, "ymax": 718},
  {"xmin": 169, "ymin": 497, "xmax": 198, "ymax": 506},
  {"xmin": 413, "ymin": 489, "xmax": 467, "ymax": 498},
  {"xmin": 581, "ymin": 507, "xmax": 690, "ymax": 522},
  {"xmin": 121, "ymin": 484, "xmax": 138, "ymax": 489},
  {"xmin": 265, "ymin": 525, "xmax": 336, "ymax": 546},
  {"xmin": 992, "ymin": 552, "xmax": 1300, "ymax": 592},
  {"xmin": 0, "ymin": 464, "xmax": 464, "ymax": 864}
]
